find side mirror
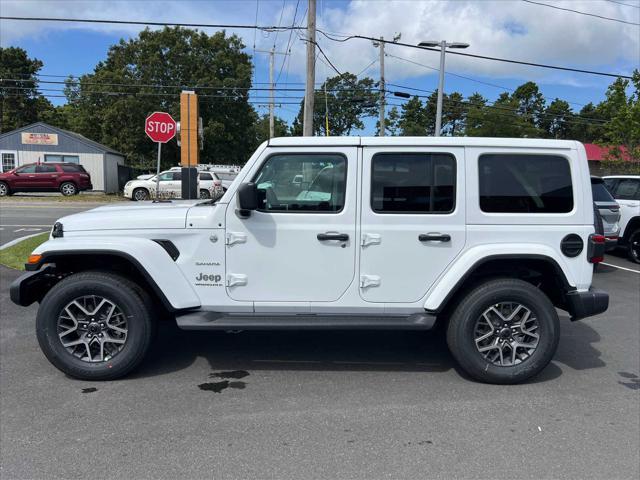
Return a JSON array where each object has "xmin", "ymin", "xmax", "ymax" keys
[{"xmin": 237, "ymin": 182, "xmax": 258, "ymax": 217}]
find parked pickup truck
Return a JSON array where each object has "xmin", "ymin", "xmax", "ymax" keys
[{"xmin": 10, "ymin": 137, "xmax": 609, "ymax": 384}]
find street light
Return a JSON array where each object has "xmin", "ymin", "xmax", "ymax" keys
[{"xmin": 418, "ymin": 40, "xmax": 469, "ymax": 136}]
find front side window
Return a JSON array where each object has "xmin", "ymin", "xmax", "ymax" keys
[
  {"xmin": 158, "ymin": 172, "xmax": 173, "ymax": 181},
  {"xmin": 253, "ymin": 154, "xmax": 347, "ymax": 213},
  {"xmin": 479, "ymin": 154, "xmax": 573, "ymax": 213},
  {"xmin": 2, "ymin": 153, "xmax": 15, "ymax": 171},
  {"xmin": 16, "ymin": 164, "xmax": 37, "ymax": 173},
  {"xmin": 371, "ymin": 153, "xmax": 456, "ymax": 213},
  {"xmin": 613, "ymin": 179, "xmax": 640, "ymax": 201}
]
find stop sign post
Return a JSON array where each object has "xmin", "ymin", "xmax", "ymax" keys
[{"xmin": 145, "ymin": 112, "xmax": 176, "ymax": 200}]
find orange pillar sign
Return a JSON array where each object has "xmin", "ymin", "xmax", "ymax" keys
[{"xmin": 180, "ymin": 91, "xmax": 199, "ymax": 167}]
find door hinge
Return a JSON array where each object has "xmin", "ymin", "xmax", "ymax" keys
[
  {"xmin": 226, "ymin": 274, "xmax": 248, "ymax": 287},
  {"xmin": 361, "ymin": 233, "xmax": 381, "ymax": 247},
  {"xmin": 225, "ymin": 232, "xmax": 247, "ymax": 246},
  {"xmin": 360, "ymin": 275, "xmax": 381, "ymax": 288}
]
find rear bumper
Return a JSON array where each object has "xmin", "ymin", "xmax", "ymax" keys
[{"xmin": 565, "ymin": 288, "xmax": 609, "ymax": 321}]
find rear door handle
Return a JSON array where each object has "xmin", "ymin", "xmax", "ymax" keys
[
  {"xmin": 317, "ymin": 232, "xmax": 349, "ymax": 242},
  {"xmin": 419, "ymin": 233, "xmax": 451, "ymax": 243}
]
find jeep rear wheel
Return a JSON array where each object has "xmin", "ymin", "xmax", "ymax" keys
[
  {"xmin": 446, "ymin": 278, "xmax": 559, "ymax": 384},
  {"xmin": 628, "ymin": 228, "xmax": 640, "ymax": 264},
  {"xmin": 36, "ymin": 272, "xmax": 154, "ymax": 380},
  {"xmin": 132, "ymin": 188, "xmax": 149, "ymax": 201},
  {"xmin": 60, "ymin": 182, "xmax": 77, "ymax": 196},
  {"xmin": 0, "ymin": 181, "xmax": 10, "ymax": 196}
]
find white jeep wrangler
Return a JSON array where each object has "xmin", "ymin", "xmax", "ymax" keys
[{"xmin": 11, "ymin": 137, "xmax": 609, "ymax": 384}]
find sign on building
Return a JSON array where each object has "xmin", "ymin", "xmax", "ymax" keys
[{"xmin": 21, "ymin": 133, "xmax": 59, "ymax": 146}]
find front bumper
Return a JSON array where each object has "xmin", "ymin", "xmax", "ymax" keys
[
  {"xmin": 10, "ymin": 265, "xmax": 57, "ymax": 307},
  {"xmin": 565, "ymin": 288, "xmax": 609, "ymax": 321}
]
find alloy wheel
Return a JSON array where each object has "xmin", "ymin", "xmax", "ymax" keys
[
  {"xmin": 473, "ymin": 302, "xmax": 540, "ymax": 366},
  {"xmin": 134, "ymin": 189, "xmax": 148, "ymax": 201},
  {"xmin": 61, "ymin": 183, "xmax": 76, "ymax": 196},
  {"xmin": 57, "ymin": 295, "xmax": 128, "ymax": 362},
  {"xmin": 0, "ymin": 183, "xmax": 7, "ymax": 196},
  {"xmin": 630, "ymin": 231, "xmax": 640, "ymax": 263}
]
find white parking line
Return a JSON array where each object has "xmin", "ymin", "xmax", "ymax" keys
[
  {"xmin": 0, "ymin": 224, "xmax": 52, "ymax": 227},
  {"xmin": 601, "ymin": 262, "xmax": 640, "ymax": 274}
]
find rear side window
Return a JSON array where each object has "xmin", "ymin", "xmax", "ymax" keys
[
  {"xmin": 613, "ymin": 179, "xmax": 640, "ymax": 201},
  {"xmin": 479, "ymin": 154, "xmax": 573, "ymax": 213},
  {"xmin": 591, "ymin": 181, "xmax": 615, "ymax": 202},
  {"xmin": 371, "ymin": 153, "xmax": 456, "ymax": 213},
  {"xmin": 61, "ymin": 164, "xmax": 85, "ymax": 173}
]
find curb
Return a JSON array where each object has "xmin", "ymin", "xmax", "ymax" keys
[{"xmin": 0, "ymin": 232, "xmax": 48, "ymax": 251}]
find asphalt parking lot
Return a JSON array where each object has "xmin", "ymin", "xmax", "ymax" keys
[{"xmin": 0, "ymin": 200, "xmax": 639, "ymax": 479}]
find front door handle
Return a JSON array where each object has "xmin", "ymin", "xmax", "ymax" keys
[
  {"xmin": 419, "ymin": 233, "xmax": 451, "ymax": 243},
  {"xmin": 317, "ymin": 232, "xmax": 349, "ymax": 242}
]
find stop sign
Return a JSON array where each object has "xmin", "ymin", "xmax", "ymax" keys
[{"xmin": 145, "ymin": 111, "xmax": 176, "ymax": 143}]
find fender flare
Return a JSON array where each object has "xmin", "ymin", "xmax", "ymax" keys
[
  {"xmin": 423, "ymin": 245, "xmax": 576, "ymax": 313},
  {"xmin": 26, "ymin": 237, "xmax": 201, "ymax": 311}
]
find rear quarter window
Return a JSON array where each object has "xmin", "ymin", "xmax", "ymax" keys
[
  {"xmin": 591, "ymin": 181, "xmax": 616, "ymax": 202},
  {"xmin": 60, "ymin": 164, "xmax": 84, "ymax": 173},
  {"xmin": 479, "ymin": 154, "xmax": 573, "ymax": 213}
]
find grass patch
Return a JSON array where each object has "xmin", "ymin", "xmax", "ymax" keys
[
  {"xmin": 0, "ymin": 193, "xmax": 127, "ymax": 203},
  {"xmin": 0, "ymin": 233, "xmax": 49, "ymax": 271}
]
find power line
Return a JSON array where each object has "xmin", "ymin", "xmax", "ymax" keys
[
  {"xmin": 0, "ymin": 15, "xmax": 633, "ymax": 79},
  {"xmin": 521, "ymin": 0, "xmax": 640, "ymax": 26},
  {"xmin": 275, "ymin": 0, "xmax": 300, "ymax": 85},
  {"xmin": 386, "ymin": 53, "xmax": 589, "ymax": 108},
  {"xmin": 603, "ymin": 0, "xmax": 640, "ymax": 8}
]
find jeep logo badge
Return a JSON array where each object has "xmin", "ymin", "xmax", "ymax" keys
[{"xmin": 196, "ymin": 273, "xmax": 222, "ymax": 282}]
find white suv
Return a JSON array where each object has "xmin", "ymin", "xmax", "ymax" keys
[
  {"xmin": 124, "ymin": 169, "xmax": 223, "ymax": 200},
  {"xmin": 11, "ymin": 138, "xmax": 608, "ymax": 384},
  {"xmin": 603, "ymin": 175, "xmax": 640, "ymax": 263}
]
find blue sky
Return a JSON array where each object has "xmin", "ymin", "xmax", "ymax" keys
[{"xmin": 2, "ymin": 0, "xmax": 639, "ymax": 134}]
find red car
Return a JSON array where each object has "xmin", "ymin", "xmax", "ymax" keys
[{"xmin": 0, "ymin": 162, "xmax": 92, "ymax": 196}]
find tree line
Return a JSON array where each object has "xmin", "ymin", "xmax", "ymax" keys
[{"xmin": 1, "ymin": 26, "xmax": 638, "ymax": 168}]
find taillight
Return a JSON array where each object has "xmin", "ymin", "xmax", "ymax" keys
[
  {"xmin": 214, "ymin": 180, "xmax": 221, "ymax": 186},
  {"xmin": 588, "ymin": 234, "xmax": 605, "ymax": 263}
]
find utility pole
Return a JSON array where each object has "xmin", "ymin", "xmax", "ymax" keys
[
  {"xmin": 434, "ymin": 40, "xmax": 446, "ymax": 137},
  {"xmin": 303, "ymin": 0, "xmax": 316, "ymax": 136},
  {"xmin": 378, "ymin": 36, "xmax": 385, "ymax": 136},
  {"xmin": 256, "ymin": 48, "xmax": 287, "ymax": 138},
  {"xmin": 269, "ymin": 47, "xmax": 275, "ymax": 138}
]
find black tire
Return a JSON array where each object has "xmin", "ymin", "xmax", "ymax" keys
[
  {"xmin": 446, "ymin": 278, "xmax": 559, "ymax": 384},
  {"xmin": 36, "ymin": 271, "xmax": 155, "ymax": 380},
  {"xmin": 628, "ymin": 228, "xmax": 640, "ymax": 264},
  {"xmin": 199, "ymin": 189, "xmax": 211, "ymax": 199},
  {"xmin": 132, "ymin": 187, "xmax": 149, "ymax": 201},
  {"xmin": 0, "ymin": 181, "xmax": 10, "ymax": 196},
  {"xmin": 60, "ymin": 182, "xmax": 77, "ymax": 196}
]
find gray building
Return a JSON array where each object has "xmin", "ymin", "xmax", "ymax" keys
[{"xmin": 0, "ymin": 122, "xmax": 125, "ymax": 193}]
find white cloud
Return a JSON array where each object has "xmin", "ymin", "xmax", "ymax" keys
[{"xmin": 1, "ymin": 0, "xmax": 638, "ymax": 85}]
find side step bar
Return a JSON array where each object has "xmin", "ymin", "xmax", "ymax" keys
[{"xmin": 175, "ymin": 311, "xmax": 437, "ymax": 331}]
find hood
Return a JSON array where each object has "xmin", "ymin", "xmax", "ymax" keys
[{"xmin": 59, "ymin": 200, "xmax": 206, "ymax": 232}]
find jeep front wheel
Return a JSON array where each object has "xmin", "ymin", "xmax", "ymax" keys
[
  {"xmin": 446, "ymin": 278, "xmax": 559, "ymax": 384},
  {"xmin": 36, "ymin": 272, "xmax": 154, "ymax": 380}
]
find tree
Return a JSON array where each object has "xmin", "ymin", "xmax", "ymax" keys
[
  {"xmin": 464, "ymin": 92, "xmax": 488, "ymax": 136},
  {"xmin": 443, "ymin": 92, "xmax": 465, "ymax": 136},
  {"xmin": 398, "ymin": 96, "xmax": 428, "ymax": 135},
  {"xmin": 602, "ymin": 70, "xmax": 640, "ymax": 161},
  {"xmin": 0, "ymin": 47, "xmax": 55, "ymax": 132},
  {"xmin": 254, "ymin": 113, "xmax": 289, "ymax": 144},
  {"xmin": 291, "ymin": 73, "xmax": 377, "ymax": 136},
  {"xmin": 541, "ymin": 99, "xmax": 573, "ymax": 139},
  {"xmin": 512, "ymin": 81, "xmax": 545, "ymax": 131},
  {"xmin": 568, "ymin": 102, "xmax": 608, "ymax": 143},
  {"xmin": 63, "ymin": 27, "xmax": 256, "ymax": 168},
  {"xmin": 375, "ymin": 106, "xmax": 401, "ymax": 136}
]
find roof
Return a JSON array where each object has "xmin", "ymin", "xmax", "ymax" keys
[
  {"xmin": 584, "ymin": 143, "xmax": 631, "ymax": 161},
  {"xmin": 267, "ymin": 136, "xmax": 578, "ymax": 149},
  {"xmin": 0, "ymin": 122, "xmax": 124, "ymax": 155}
]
